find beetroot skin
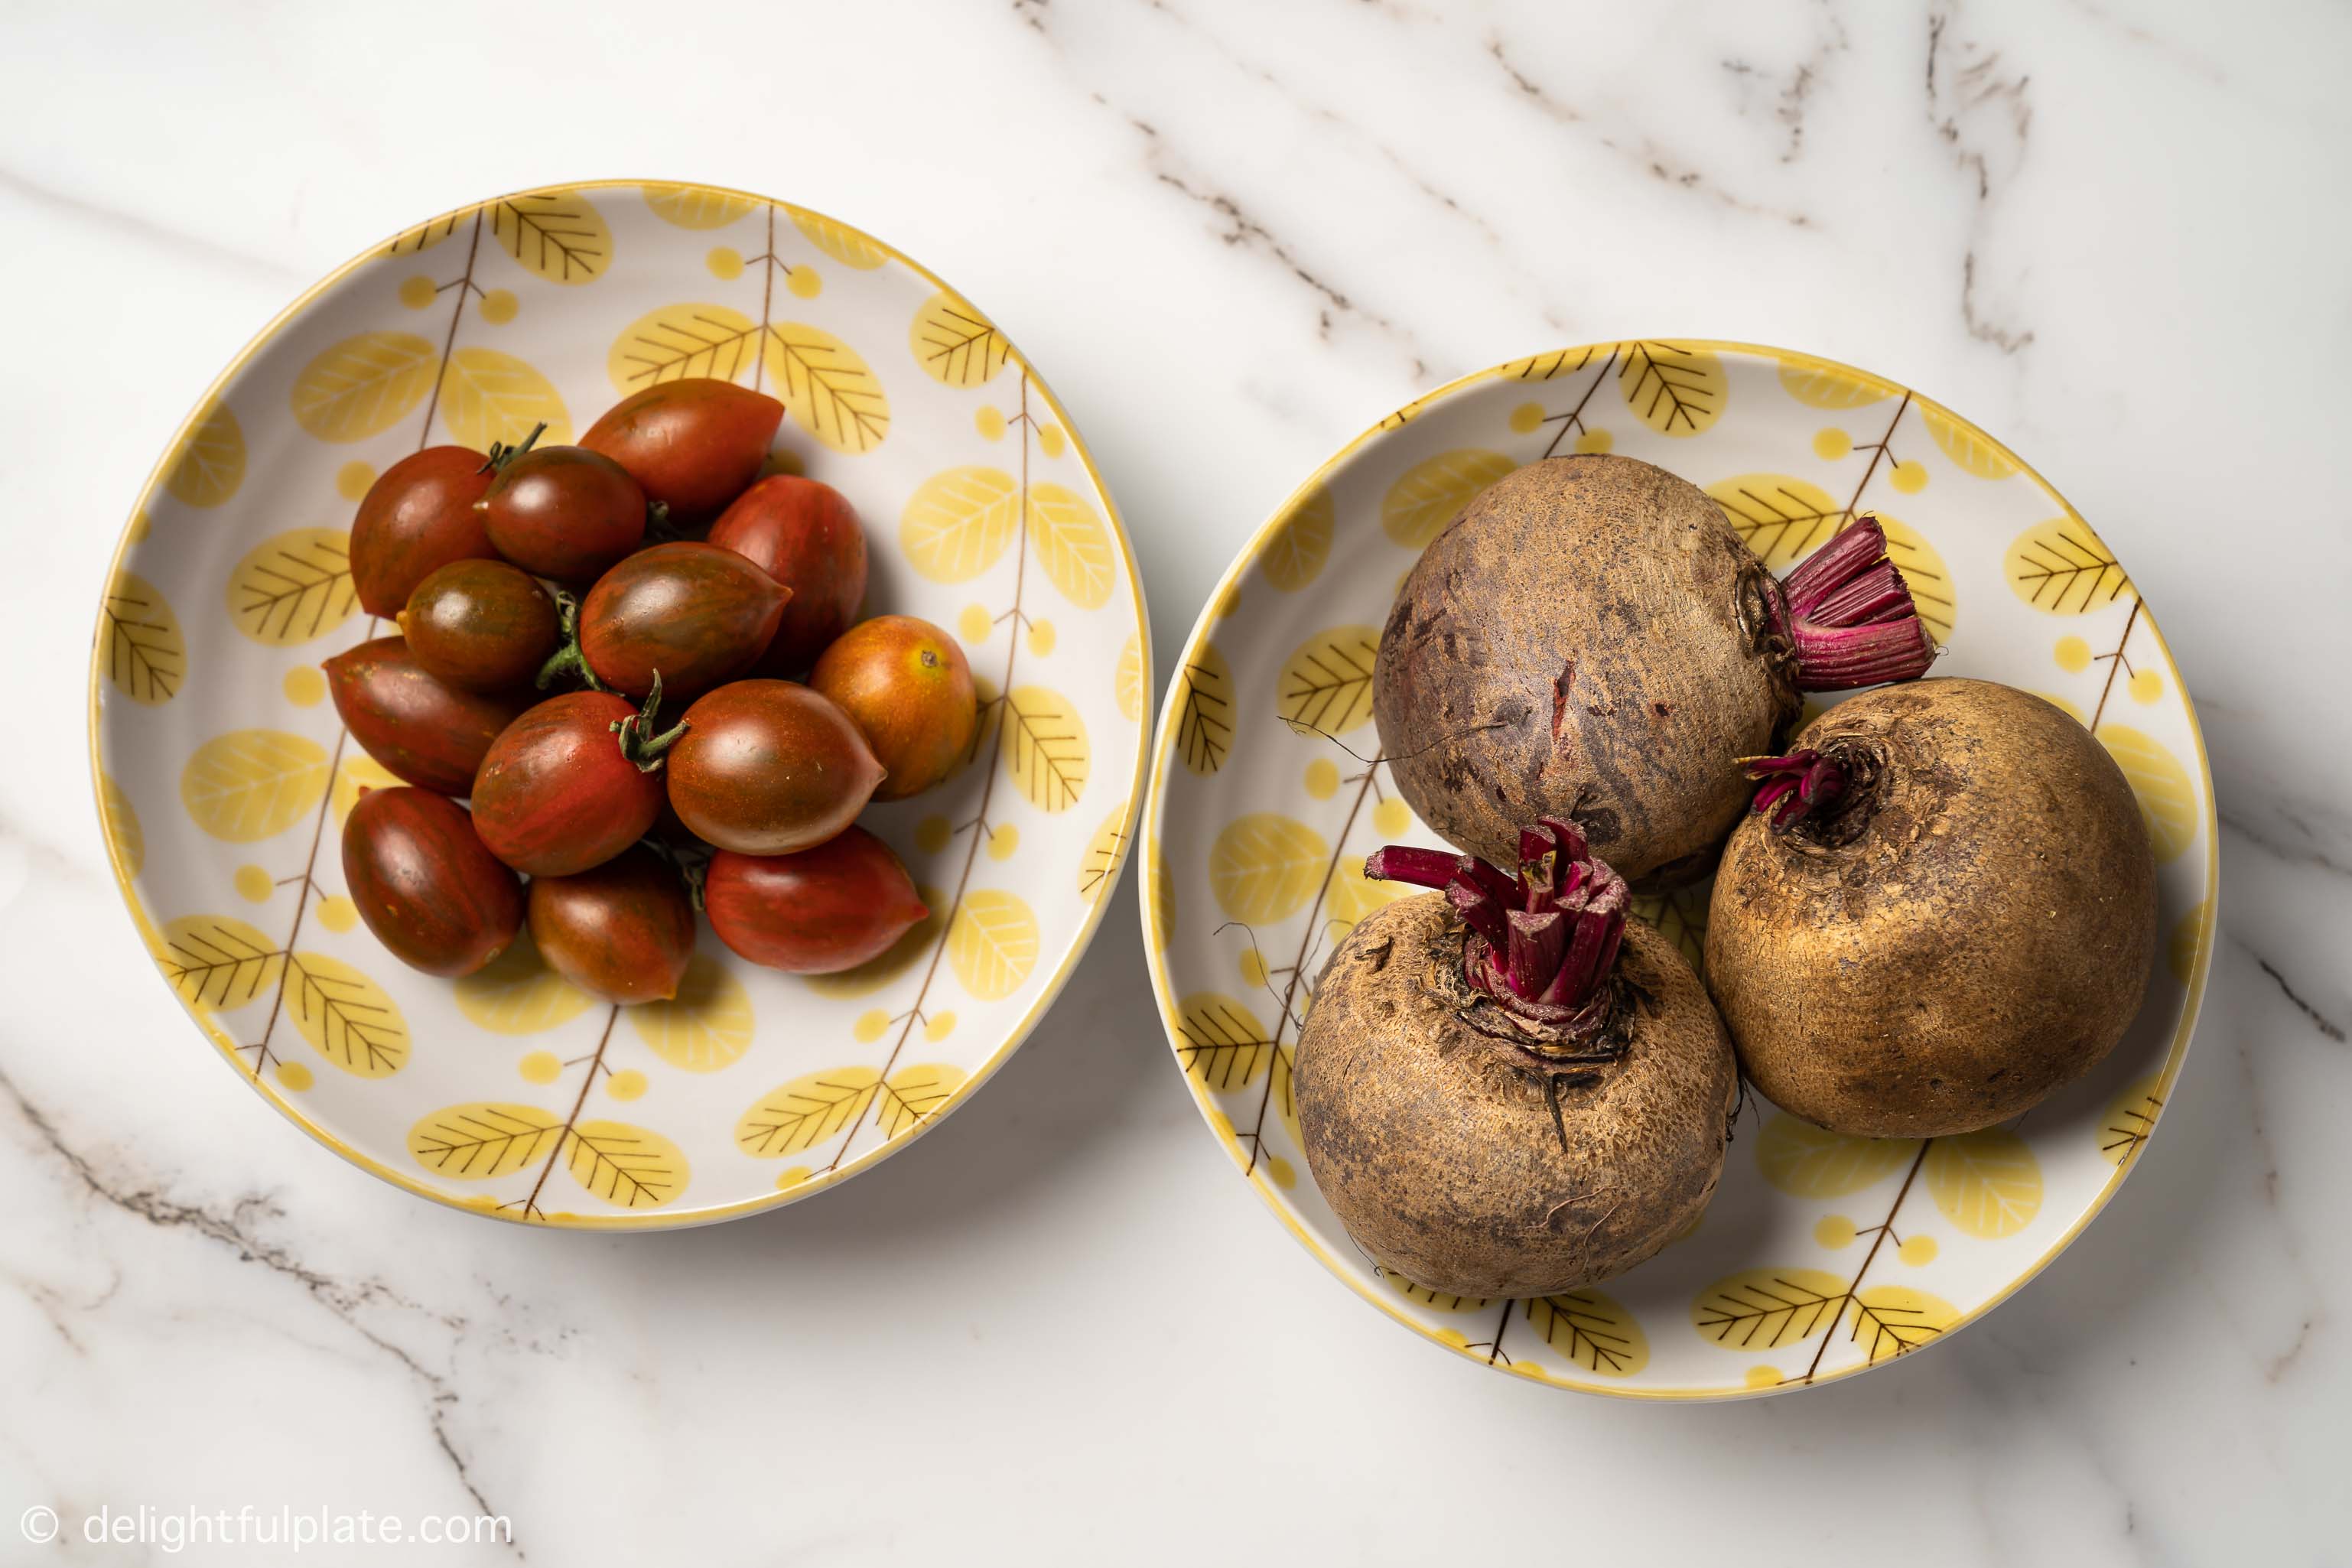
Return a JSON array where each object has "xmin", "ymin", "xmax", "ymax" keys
[{"xmin": 1373, "ymin": 454, "xmax": 1934, "ymax": 886}]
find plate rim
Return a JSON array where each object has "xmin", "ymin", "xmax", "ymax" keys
[
  {"xmin": 86, "ymin": 177, "xmax": 1155, "ymax": 1231},
  {"xmin": 1136, "ymin": 337, "xmax": 2219, "ymax": 1397}
]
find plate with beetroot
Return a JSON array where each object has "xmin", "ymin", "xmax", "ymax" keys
[
  {"xmin": 1140, "ymin": 340, "xmax": 2214, "ymax": 1397},
  {"xmin": 93, "ymin": 182, "xmax": 1148, "ymax": 1227}
]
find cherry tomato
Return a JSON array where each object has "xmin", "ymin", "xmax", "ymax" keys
[
  {"xmin": 527, "ymin": 844, "xmax": 695, "ymax": 1004},
  {"xmin": 808, "ymin": 616, "xmax": 978, "ymax": 801},
  {"xmin": 324, "ymin": 636, "xmax": 531, "ymax": 794},
  {"xmin": 349, "ymin": 446, "xmax": 498, "ymax": 616},
  {"xmin": 477, "ymin": 446, "xmax": 646, "ymax": 582},
  {"xmin": 581, "ymin": 379, "xmax": 785, "ymax": 526},
  {"xmin": 396, "ymin": 558, "xmax": 560, "ymax": 692},
  {"xmin": 341, "ymin": 786, "xmax": 523, "ymax": 977},
  {"xmin": 580, "ymin": 542, "xmax": 790, "ymax": 701},
  {"xmin": 706, "ymin": 476, "xmax": 867, "ymax": 674},
  {"xmin": 704, "ymin": 828, "xmax": 927, "ymax": 973},
  {"xmin": 470, "ymin": 690, "xmax": 672, "ymax": 877},
  {"xmin": 665, "ymin": 680, "xmax": 883, "ymax": 854}
]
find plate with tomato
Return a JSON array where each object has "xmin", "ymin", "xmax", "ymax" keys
[{"xmin": 92, "ymin": 181, "xmax": 1150, "ymax": 1227}]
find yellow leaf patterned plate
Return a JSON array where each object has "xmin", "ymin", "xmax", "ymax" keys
[
  {"xmin": 1139, "ymin": 340, "xmax": 2215, "ymax": 1397},
  {"xmin": 90, "ymin": 181, "xmax": 1150, "ymax": 1228}
]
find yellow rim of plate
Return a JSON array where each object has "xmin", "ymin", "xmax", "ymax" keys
[
  {"xmin": 1137, "ymin": 338, "xmax": 2219, "ymax": 1399},
  {"xmin": 86, "ymin": 178, "xmax": 1154, "ymax": 1231}
]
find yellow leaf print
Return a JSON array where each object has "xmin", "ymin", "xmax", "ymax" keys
[
  {"xmin": 164, "ymin": 401, "xmax": 245, "ymax": 508},
  {"xmin": 385, "ymin": 213, "xmax": 464, "ymax": 257},
  {"xmin": 2004, "ymin": 519, "xmax": 2132, "ymax": 614},
  {"xmin": 909, "ymin": 291, "xmax": 1011, "ymax": 388},
  {"xmin": 487, "ymin": 190, "xmax": 612, "ymax": 285},
  {"xmin": 901, "ymin": 467, "xmax": 1020, "ymax": 582},
  {"xmin": 1209, "ymin": 814, "xmax": 1329, "ymax": 923},
  {"xmin": 1755, "ymin": 1114, "xmax": 1920, "ymax": 1198},
  {"xmin": 1924, "ymin": 1129, "xmax": 2042, "ymax": 1238},
  {"xmin": 226, "ymin": 529, "xmax": 358, "ymax": 646},
  {"xmin": 1775, "ymin": 357, "xmax": 1896, "ymax": 410},
  {"xmin": 803, "ymin": 887, "xmax": 945, "ymax": 1000},
  {"xmin": 1080, "ymin": 812, "xmax": 1129, "ymax": 905},
  {"xmin": 1173, "ymin": 992, "xmax": 1274, "ymax": 1089},
  {"xmin": 1172, "ymin": 642, "xmax": 1235, "ymax": 776},
  {"xmin": 629, "ymin": 954, "xmax": 754, "ymax": 1072},
  {"xmin": 330, "ymin": 753, "xmax": 403, "ymax": 825},
  {"xmin": 291, "ymin": 330, "xmax": 438, "ymax": 443},
  {"xmin": 1115, "ymin": 633, "xmax": 1146, "ymax": 723},
  {"xmin": 1324, "ymin": 855, "xmax": 1407, "ymax": 929},
  {"xmin": 287, "ymin": 952, "xmax": 408, "ymax": 1078},
  {"xmin": 1690, "ymin": 1268, "xmax": 1852, "ymax": 1350},
  {"xmin": 453, "ymin": 935, "xmax": 594, "ymax": 1034},
  {"xmin": 642, "ymin": 184, "xmax": 755, "ymax": 229},
  {"xmin": 1875, "ymin": 516, "xmax": 1957, "ymax": 644},
  {"xmin": 1498, "ymin": 344, "xmax": 1609, "ymax": 383},
  {"xmin": 1383, "ymin": 1271, "xmax": 1491, "ymax": 1313},
  {"xmin": 1850, "ymin": 1285, "xmax": 1957, "ymax": 1364},
  {"xmin": 1028, "ymin": 483, "xmax": 1115, "ymax": 610},
  {"xmin": 102, "ymin": 571, "xmax": 185, "ymax": 706},
  {"xmin": 1381, "ymin": 449, "xmax": 1515, "ymax": 550},
  {"xmin": 408, "ymin": 1102, "xmax": 564, "ymax": 1179},
  {"xmin": 605, "ymin": 303, "xmax": 759, "ymax": 393},
  {"xmin": 1277, "ymin": 626, "xmax": 1380, "ymax": 736},
  {"xmin": 1000, "ymin": 685, "xmax": 1088, "ymax": 812},
  {"xmin": 1259, "ymin": 485, "xmax": 1333, "ymax": 592},
  {"xmin": 181, "ymin": 730, "xmax": 330, "ymax": 843},
  {"xmin": 1527, "ymin": 1291, "xmax": 1650, "ymax": 1377},
  {"xmin": 159, "ymin": 914, "xmax": 283, "ymax": 1012},
  {"xmin": 438, "ymin": 346, "xmax": 572, "ymax": 451},
  {"xmin": 1631, "ymin": 882, "xmax": 1709, "ymax": 974},
  {"xmin": 100, "ymin": 773, "xmax": 143, "ymax": 878},
  {"xmin": 763, "ymin": 323, "xmax": 888, "ymax": 454},
  {"xmin": 876, "ymin": 1064, "xmax": 969, "ymax": 1139},
  {"xmin": 1619, "ymin": 341, "xmax": 1726, "ymax": 436},
  {"xmin": 737, "ymin": 1069, "xmax": 883, "ymax": 1157},
  {"xmin": 1150, "ymin": 837, "xmax": 1174, "ymax": 948},
  {"xmin": 786, "ymin": 206, "xmax": 887, "ymax": 270},
  {"xmin": 565, "ymin": 1120, "xmax": 688, "ymax": 1208},
  {"xmin": 1705, "ymin": 474, "xmax": 1843, "ymax": 570},
  {"xmin": 2096, "ymin": 724, "xmax": 2196, "ymax": 864},
  {"xmin": 948, "ymin": 890, "xmax": 1039, "ymax": 1000},
  {"xmin": 2169, "ymin": 899, "xmax": 2210, "ymax": 984},
  {"xmin": 1921, "ymin": 405, "xmax": 2018, "ymax": 479},
  {"xmin": 2099, "ymin": 1075, "xmax": 2166, "ymax": 1168}
]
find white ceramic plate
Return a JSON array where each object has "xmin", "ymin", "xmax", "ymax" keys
[
  {"xmin": 91, "ymin": 181, "xmax": 1149, "ymax": 1228},
  {"xmin": 1140, "ymin": 340, "xmax": 2214, "ymax": 1397}
]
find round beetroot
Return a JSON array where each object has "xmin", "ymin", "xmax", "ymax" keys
[
  {"xmin": 703, "ymin": 828, "xmax": 927, "ymax": 973},
  {"xmin": 579, "ymin": 542, "xmax": 790, "ymax": 701},
  {"xmin": 397, "ymin": 558, "xmax": 560, "ymax": 692},
  {"xmin": 341, "ymin": 787, "xmax": 522, "ymax": 977},
  {"xmin": 581, "ymin": 379, "xmax": 785, "ymax": 526},
  {"xmin": 706, "ymin": 475, "xmax": 867, "ymax": 674},
  {"xmin": 478, "ymin": 446, "xmax": 646, "ymax": 582},
  {"xmin": 470, "ymin": 690, "xmax": 672, "ymax": 877},
  {"xmin": 350, "ymin": 446, "xmax": 497, "ymax": 617},
  {"xmin": 665, "ymin": 680, "xmax": 883, "ymax": 854},
  {"xmin": 527, "ymin": 844, "xmax": 695, "ymax": 1004},
  {"xmin": 324, "ymin": 636, "xmax": 530, "ymax": 794}
]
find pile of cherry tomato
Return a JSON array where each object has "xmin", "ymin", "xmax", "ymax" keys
[{"xmin": 331, "ymin": 378, "xmax": 976, "ymax": 1004}]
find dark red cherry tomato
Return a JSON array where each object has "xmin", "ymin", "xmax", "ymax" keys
[
  {"xmin": 470, "ymin": 690, "xmax": 672, "ymax": 877},
  {"xmin": 324, "ymin": 636, "xmax": 531, "ymax": 794},
  {"xmin": 341, "ymin": 786, "xmax": 522, "ymax": 977},
  {"xmin": 580, "ymin": 542, "xmax": 790, "ymax": 701},
  {"xmin": 706, "ymin": 476, "xmax": 867, "ymax": 675},
  {"xmin": 527, "ymin": 844, "xmax": 695, "ymax": 1004},
  {"xmin": 350, "ymin": 446, "xmax": 497, "ymax": 616},
  {"xmin": 704, "ymin": 828, "xmax": 927, "ymax": 973},
  {"xmin": 477, "ymin": 446, "xmax": 646, "ymax": 582},
  {"xmin": 809, "ymin": 616, "xmax": 977, "ymax": 801},
  {"xmin": 666, "ymin": 680, "xmax": 883, "ymax": 854},
  {"xmin": 396, "ymin": 558, "xmax": 560, "ymax": 692},
  {"xmin": 580, "ymin": 379, "xmax": 784, "ymax": 526}
]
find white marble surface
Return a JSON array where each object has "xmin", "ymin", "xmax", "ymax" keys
[{"xmin": 3, "ymin": 0, "xmax": 2348, "ymax": 1561}]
